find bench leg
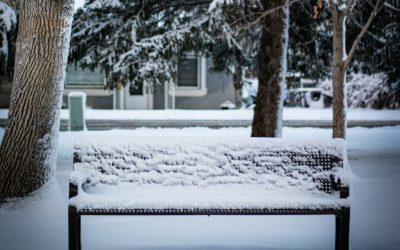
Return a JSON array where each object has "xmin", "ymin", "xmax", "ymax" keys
[
  {"xmin": 335, "ymin": 207, "xmax": 350, "ymax": 250},
  {"xmin": 69, "ymin": 206, "xmax": 81, "ymax": 250}
]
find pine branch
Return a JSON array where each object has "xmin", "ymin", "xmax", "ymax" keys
[{"xmin": 2, "ymin": 0, "xmax": 17, "ymax": 9}]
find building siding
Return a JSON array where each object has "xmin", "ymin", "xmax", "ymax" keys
[{"xmin": 154, "ymin": 59, "xmax": 235, "ymax": 110}]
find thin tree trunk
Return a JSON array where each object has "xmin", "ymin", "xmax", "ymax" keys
[
  {"xmin": 329, "ymin": 0, "xmax": 381, "ymax": 139},
  {"xmin": 252, "ymin": 0, "xmax": 289, "ymax": 137},
  {"xmin": 331, "ymin": 8, "xmax": 347, "ymax": 139},
  {"xmin": 233, "ymin": 67, "xmax": 243, "ymax": 109},
  {"xmin": 0, "ymin": 0, "xmax": 73, "ymax": 201}
]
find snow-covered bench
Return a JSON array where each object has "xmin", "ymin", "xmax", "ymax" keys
[{"xmin": 68, "ymin": 137, "xmax": 351, "ymax": 250}]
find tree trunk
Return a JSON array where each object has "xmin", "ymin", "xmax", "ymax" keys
[
  {"xmin": 252, "ymin": 0, "xmax": 289, "ymax": 137},
  {"xmin": 0, "ymin": 0, "xmax": 74, "ymax": 201},
  {"xmin": 331, "ymin": 9, "xmax": 347, "ymax": 139},
  {"xmin": 233, "ymin": 67, "xmax": 243, "ymax": 109}
]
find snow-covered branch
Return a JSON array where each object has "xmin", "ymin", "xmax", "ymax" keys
[{"xmin": 0, "ymin": 2, "xmax": 16, "ymax": 73}]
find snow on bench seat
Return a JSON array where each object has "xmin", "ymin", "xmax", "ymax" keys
[{"xmin": 69, "ymin": 137, "xmax": 350, "ymax": 211}]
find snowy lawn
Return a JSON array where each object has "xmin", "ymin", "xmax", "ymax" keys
[
  {"xmin": 0, "ymin": 126, "xmax": 400, "ymax": 250},
  {"xmin": 1, "ymin": 108, "xmax": 400, "ymax": 121}
]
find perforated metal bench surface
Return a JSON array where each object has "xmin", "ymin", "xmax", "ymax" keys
[{"xmin": 68, "ymin": 137, "xmax": 350, "ymax": 250}]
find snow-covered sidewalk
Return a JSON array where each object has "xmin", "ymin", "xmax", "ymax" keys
[
  {"xmin": 0, "ymin": 126, "xmax": 400, "ymax": 249},
  {"xmin": 1, "ymin": 108, "xmax": 400, "ymax": 121}
]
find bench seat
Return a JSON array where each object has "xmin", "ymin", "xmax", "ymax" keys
[{"xmin": 70, "ymin": 183, "xmax": 349, "ymax": 212}]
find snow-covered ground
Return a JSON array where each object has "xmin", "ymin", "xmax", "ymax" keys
[
  {"xmin": 1, "ymin": 108, "xmax": 400, "ymax": 121},
  {"xmin": 0, "ymin": 126, "xmax": 400, "ymax": 250}
]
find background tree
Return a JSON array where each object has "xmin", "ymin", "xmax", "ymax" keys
[
  {"xmin": 290, "ymin": 0, "xmax": 398, "ymax": 109},
  {"xmin": 288, "ymin": 1, "xmax": 332, "ymax": 83},
  {"xmin": 0, "ymin": 0, "xmax": 74, "ymax": 201},
  {"xmin": 316, "ymin": 0, "xmax": 383, "ymax": 139},
  {"xmin": 347, "ymin": 0, "xmax": 400, "ymax": 108},
  {"xmin": 251, "ymin": 0, "xmax": 290, "ymax": 137},
  {"xmin": 69, "ymin": 0, "xmax": 212, "ymax": 92},
  {"xmin": 206, "ymin": 1, "xmax": 260, "ymax": 108},
  {"xmin": 348, "ymin": 0, "xmax": 399, "ymax": 84}
]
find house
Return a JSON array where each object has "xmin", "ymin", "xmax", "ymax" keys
[{"xmin": 63, "ymin": 54, "xmax": 236, "ymax": 110}]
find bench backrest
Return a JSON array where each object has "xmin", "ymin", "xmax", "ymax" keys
[{"xmin": 73, "ymin": 137, "xmax": 347, "ymax": 194}]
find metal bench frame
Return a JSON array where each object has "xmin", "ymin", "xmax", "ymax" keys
[{"xmin": 69, "ymin": 148, "xmax": 350, "ymax": 250}]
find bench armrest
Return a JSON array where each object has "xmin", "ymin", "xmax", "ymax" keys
[
  {"xmin": 69, "ymin": 170, "xmax": 91, "ymax": 199},
  {"xmin": 69, "ymin": 182, "xmax": 78, "ymax": 199},
  {"xmin": 330, "ymin": 174, "xmax": 350, "ymax": 199},
  {"xmin": 340, "ymin": 186, "xmax": 350, "ymax": 199}
]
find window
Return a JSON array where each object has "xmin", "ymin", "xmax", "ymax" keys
[
  {"xmin": 65, "ymin": 64, "xmax": 104, "ymax": 88},
  {"xmin": 173, "ymin": 55, "xmax": 207, "ymax": 97},
  {"xmin": 177, "ymin": 58, "xmax": 198, "ymax": 87}
]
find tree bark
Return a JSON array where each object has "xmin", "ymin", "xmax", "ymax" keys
[
  {"xmin": 233, "ymin": 66, "xmax": 243, "ymax": 109},
  {"xmin": 0, "ymin": 0, "xmax": 74, "ymax": 201},
  {"xmin": 331, "ymin": 6, "xmax": 347, "ymax": 139},
  {"xmin": 328, "ymin": 0, "xmax": 382, "ymax": 139},
  {"xmin": 252, "ymin": 0, "xmax": 289, "ymax": 137}
]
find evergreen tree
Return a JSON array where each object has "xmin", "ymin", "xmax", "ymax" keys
[
  {"xmin": 69, "ymin": 0, "xmax": 212, "ymax": 91},
  {"xmin": 0, "ymin": 2, "xmax": 16, "ymax": 80},
  {"xmin": 251, "ymin": 0, "xmax": 290, "ymax": 137},
  {"xmin": 206, "ymin": 0, "xmax": 261, "ymax": 108},
  {"xmin": 288, "ymin": 1, "xmax": 332, "ymax": 82}
]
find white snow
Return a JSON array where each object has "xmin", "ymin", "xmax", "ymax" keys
[
  {"xmin": 70, "ymin": 137, "xmax": 348, "ymax": 211},
  {"xmin": 276, "ymin": 0, "xmax": 290, "ymax": 137},
  {"xmin": 74, "ymin": 0, "xmax": 85, "ymax": 11},
  {"xmin": 320, "ymin": 74, "xmax": 397, "ymax": 109},
  {"xmin": 0, "ymin": 125, "xmax": 400, "ymax": 249},
  {"xmin": 0, "ymin": 2, "xmax": 16, "ymax": 55},
  {"xmin": 208, "ymin": 0, "xmax": 235, "ymax": 12},
  {"xmin": 86, "ymin": 0, "xmax": 122, "ymax": 10},
  {"xmin": 0, "ymin": 3, "xmax": 16, "ymax": 32},
  {"xmin": 68, "ymin": 91, "xmax": 86, "ymax": 98}
]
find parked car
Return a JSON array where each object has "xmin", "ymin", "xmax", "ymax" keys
[{"xmin": 288, "ymin": 88, "xmax": 332, "ymax": 108}]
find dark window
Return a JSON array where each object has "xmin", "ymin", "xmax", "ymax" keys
[
  {"xmin": 177, "ymin": 58, "xmax": 198, "ymax": 87},
  {"xmin": 310, "ymin": 91, "xmax": 321, "ymax": 101},
  {"xmin": 129, "ymin": 82, "xmax": 143, "ymax": 95}
]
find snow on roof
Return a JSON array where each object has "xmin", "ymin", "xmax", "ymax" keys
[{"xmin": 70, "ymin": 137, "xmax": 349, "ymax": 211}]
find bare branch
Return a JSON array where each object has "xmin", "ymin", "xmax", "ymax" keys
[
  {"xmin": 344, "ymin": 0, "xmax": 382, "ymax": 68},
  {"xmin": 228, "ymin": 0, "xmax": 301, "ymax": 34},
  {"xmin": 328, "ymin": 0, "xmax": 338, "ymax": 13},
  {"xmin": 384, "ymin": 2, "xmax": 400, "ymax": 12}
]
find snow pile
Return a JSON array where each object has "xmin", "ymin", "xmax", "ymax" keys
[
  {"xmin": 70, "ymin": 137, "xmax": 349, "ymax": 211},
  {"xmin": 320, "ymin": 73, "xmax": 399, "ymax": 109}
]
